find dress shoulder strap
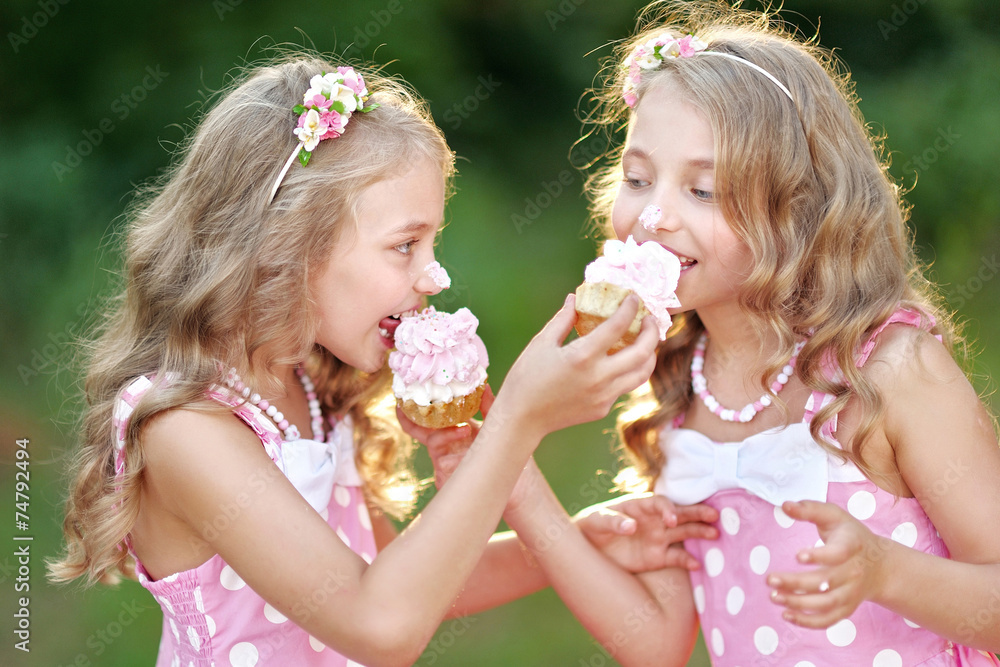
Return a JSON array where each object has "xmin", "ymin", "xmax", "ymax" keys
[
  {"xmin": 112, "ymin": 376, "xmax": 285, "ymax": 483},
  {"xmin": 802, "ymin": 306, "xmax": 938, "ymax": 440}
]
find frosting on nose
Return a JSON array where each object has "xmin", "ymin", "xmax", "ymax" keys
[
  {"xmin": 424, "ymin": 261, "xmax": 452, "ymax": 290},
  {"xmin": 639, "ymin": 204, "xmax": 662, "ymax": 231}
]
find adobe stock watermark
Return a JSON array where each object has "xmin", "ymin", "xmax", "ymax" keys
[
  {"xmin": 417, "ymin": 616, "xmax": 477, "ymax": 665},
  {"xmin": 511, "ymin": 170, "xmax": 576, "ymax": 234},
  {"xmin": 949, "ymin": 254, "xmax": 998, "ymax": 310},
  {"xmin": 55, "ymin": 599, "xmax": 152, "ymax": 667},
  {"xmin": 212, "ymin": 0, "xmax": 244, "ymax": 20},
  {"xmin": 546, "ymin": 0, "xmax": 588, "ymax": 31},
  {"xmin": 51, "ymin": 65, "xmax": 170, "ymax": 182},
  {"xmin": 577, "ymin": 576, "xmax": 684, "ymax": 666},
  {"xmin": 17, "ymin": 301, "xmax": 90, "ymax": 386},
  {"xmin": 442, "ymin": 75, "xmax": 502, "ymax": 131},
  {"xmin": 342, "ymin": 0, "xmax": 409, "ymax": 58},
  {"xmin": 900, "ymin": 126, "xmax": 959, "ymax": 179},
  {"xmin": 7, "ymin": 0, "xmax": 71, "ymax": 54},
  {"xmin": 877, "ymin": 0, "xmax": 929, "ymax": 40}
]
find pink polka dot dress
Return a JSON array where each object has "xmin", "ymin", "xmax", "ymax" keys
[
  {"xmin": 113, "ymin": 376, "xmax": 377, "ymax": 666},
  {"xmin": 653, "ymin": 310, "xmax": 1000, "ymax": 666}
]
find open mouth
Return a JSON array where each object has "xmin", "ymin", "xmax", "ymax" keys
[
  {"xmin": 378, "ymin": 308, "xmax": 420, "ymax": 342},
  {"xmin": 675, "ymin": 253, "xmax": 698, "ymax": 271}
]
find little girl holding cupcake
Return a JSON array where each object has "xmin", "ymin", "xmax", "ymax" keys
[{"xmin": 48, "ymin": 51, "xmax": 701, "ymax": 666}]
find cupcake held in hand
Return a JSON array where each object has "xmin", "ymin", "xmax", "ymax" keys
[
  {"xmin": 389, "ymin": 306, "xmax": 489, "ymax": 428},
  {"xmin": 574, "ymin": 235, "xmax": 681, "ymax": 353}
]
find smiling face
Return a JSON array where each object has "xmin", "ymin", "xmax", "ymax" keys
[
  {"xmin": 611, "ymin": 79, "xmax": 753, "ymax": 323},
  {"xmin": 311, "ymin": 157, "xmax": 446, "ymax": 373}
]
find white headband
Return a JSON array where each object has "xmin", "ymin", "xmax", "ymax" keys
[{"xmin": 623, "ymin": 33, "xmax": 795, "ymax": 107}]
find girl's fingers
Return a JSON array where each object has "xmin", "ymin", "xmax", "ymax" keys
[
  {"xmin": 675, "ymin": 503, "xmax": 721, "ymax": 525},
  {"xmin": 781, "ymin": 500, "xmax": 850, "ymax": 533},
  {"xmin": 781, "ymin": 607, "xmax": 850, "ymax": 630},
  {"xmin": 663, "ymin": 547, "xmax": 702, "ymax": 571},
  {"xmin": 578, "ymin": 507, "xmax": 638, "ymax": 537},
  {"xmin": 479, "ymin": 384, "xmax": 496, "ymax": 417},
  {"xmin": 535, "ymin": 294, "xmax": 579, "ymax": 346},
  {"xmin": 664, "ymin": 522, "xmax": 719, "ymax": 543},
  {"xmin": 572, "ymin": 295, "xmax": 641, "ymax": 354},
  {"xmin": 767, "ymin": 569, "xmax": 838, "ymax": 597}
]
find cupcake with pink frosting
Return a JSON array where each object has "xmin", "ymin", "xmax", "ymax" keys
[
  {"xmin": 388, "ymin": 306, "xmax": 489, "ymax": 428},
  {"xmin": 574, "ymin": 235, "xmax": 681, "ymax": 352}
]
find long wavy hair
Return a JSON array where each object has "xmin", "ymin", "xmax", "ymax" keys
[
  {"xmin": 577, "ymin": 1, "xmax": 961, "ymax": 490},
  {"xmin": 49, "ymin": 53, "xmax": 455, "ymax": 585}
]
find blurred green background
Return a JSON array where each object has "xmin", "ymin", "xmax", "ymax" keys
[{"xmin": 1, "ymin": 0, "xmax": 998, "ymax": 665}]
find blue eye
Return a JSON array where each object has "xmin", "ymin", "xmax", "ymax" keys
[
  {"xmin": 395, "ymin": 240, "xmax": 415, "ymax": 255},
  {"xmin": 692, "ymin": 188, "xmax": 716, "ymax": 202},
  {"xmin": 624, "ymin": 177, "xmax": 649, "ymax": 189}
]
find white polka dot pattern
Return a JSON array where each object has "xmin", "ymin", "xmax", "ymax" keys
[
  {"xmin": 334, "ymin": 486, "xmax": 351, "ymax": 507},
  {"xmin": 705, "ymin": 548, "xmax": 725, "ymax": 577},
  {"xmin": 693, "ymin": 585, "xmax": 706, "ymax": 615},
  {"xmin": 229, "ymin": 641, "xmax": 259, "ymax": 666},
  {"xmin": 827, "ymin": 619, "xmax": 857, "ymax": 647},
  {"xmin": 725, "ymin": 586, "xmax": 745, "ymax": 615},
  {"xmin": 309, "ymin": 635, "xmax": 326, "ymax": 652},
  {"xmin": 263, "ymin": 603, "xmax": 288, "ymax": 624},
  {"xmin": 720, "ymin": 507, "xmax": 740, "ymax": 535},
  {"xmin": 711, "ymin": 627, "xmax": 725, "ymax": 656},
  {"xmin": 754, "ymin": 626, "xmax": 779, "ymax": 655},
  {"xmin": 873, "ymin": 648, "xmax": 903, "ymax": 667},
  {"xmin": 891, "ymin": 522, "xmax": 918, "ymax": 548},
  {"xmin": 219, "ymin": 565, "xmax": 246, "ymax": 591},
  {"xmin": 749, "ymin": 545, "xmax": 770, "ymax": 575},
  {"xmin": 848, "ymin": 490, "xmax": 877, "ymax": 520},
  {"xmin": 773, "ymin": 505, "xmax": 795, "ymax": 528}
]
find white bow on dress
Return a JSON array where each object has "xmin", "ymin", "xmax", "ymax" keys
[
  {"xmin": 653, "ymin": 423, "xmax": 830, "ymax": 507},
  {"xmin": 281, "ymin": 415, "xmax": 362, "ymax": 512}
]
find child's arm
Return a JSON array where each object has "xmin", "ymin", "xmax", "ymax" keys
[
  {"xmin": 394, "ymin": 396, "xmax": 718, "ymax": 619},
  {"xmin": 502, "ymin": 460, "xmax": 702, "ymax": 667},
  {"xmin": 768, "ymin": 325, "xmax": 1000, "ymax": 651},
  {"xmin": 139, "ymin": 295, "xmax": 658, "ymax": 667}
]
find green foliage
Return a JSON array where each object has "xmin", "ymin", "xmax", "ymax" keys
[{"xmin": 1, "ymin": 1, "xmax": 997, "ymax": 665}]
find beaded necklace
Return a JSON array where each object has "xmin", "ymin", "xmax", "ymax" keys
[
  {"xmin": 225, "ymin": 367, "xmax": 324, "ymax": 441},
  {"xmin": 690, "ymin": 332, "xmax": 805, "ymax": 423}
]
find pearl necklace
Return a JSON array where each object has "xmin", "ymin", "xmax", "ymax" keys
[
  {"xmin": 690, "ymin": 332, "xmax": 805, "ymax": 423},
  {"xmin": 225, "ymin": 367, "xmax": 324, "ymax": 441}
]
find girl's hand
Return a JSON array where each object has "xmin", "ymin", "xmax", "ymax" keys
[
  {"xmin": 575, "ymin": 494, "xmax": 720, "ymax": 573},
  {"xmin": 397, "ymin": 386, "xmax": 495, "ymax": 489},
  {"xmin": 495, "ymin": 294, "xmax": 658, "ymax": 441},
  {"xmin": 767, "ymin": 500, "xmax": 889, "ymax": 629}
]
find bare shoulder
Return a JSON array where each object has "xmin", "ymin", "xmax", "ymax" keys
[
  {"xmin": 139, "ymin": 404, "xmax": 276, "ymax": 517},
  {"xmin": 860, "ymin": 322, "xmax": 964, "ymax": 389}
]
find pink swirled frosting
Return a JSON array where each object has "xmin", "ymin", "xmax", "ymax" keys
[
  {"xmin": 389, "ymin": 307, "xmax": 489, "ymax": 406},
  {"xmin": 583, "ymin": 235, "xmax": 681, "ymax": 339}
]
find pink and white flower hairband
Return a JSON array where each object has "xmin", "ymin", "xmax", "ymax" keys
[
  {"xmin": 268, "ymin": 67, "xmax": 378, "ymax": 203},
  {"xmin": 622, "ymin": 32, "xmax": 794, "ymax": 108}
]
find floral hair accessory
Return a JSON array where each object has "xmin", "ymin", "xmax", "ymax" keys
[
  {"xmin": 268, "ymin": 67, "xmax": 379, "ymax": 203},
  {"xmin": 622, "ymin": 31, "xmax": 794, "ymax": 108},
  {"xmin": 623, "ymin": 33, "xmax": 708, "ymax": 107},
  {"xmin": 425, "ymin": 261, "xmax": 452, "ymax": 290}
]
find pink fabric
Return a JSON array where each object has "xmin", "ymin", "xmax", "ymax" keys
[
  {"xmin": 656, "ymin": 309, "xmax": 1000, "ymax": 665},
  {"xmin": 113, "ymin": 376, "xmax": 377, "ymax": 666}
]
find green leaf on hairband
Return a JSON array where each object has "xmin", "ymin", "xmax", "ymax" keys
[
  {"xmin": 298, "ymin": 148, "xmax": 311, "ymax": 167},
  {"xmin": 360, "ymin": 103, "xmax": 380, "ymax": 113}
]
